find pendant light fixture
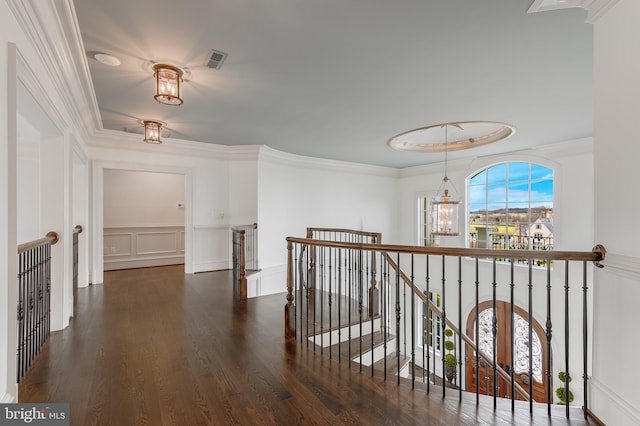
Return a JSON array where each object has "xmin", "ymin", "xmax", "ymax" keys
[
  {"xmin": 153, "ymin": 64, "xmax": 183, "ymax": 105},
  {"xmin": 430, "ymin": 124, "xmax": 460, "ymax": 236},
  {"xmin": 143, "ymin": 120, "xmax": 163, "ymax": 144}
]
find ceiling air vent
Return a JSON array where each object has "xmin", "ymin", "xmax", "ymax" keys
[{"xmin": 206, "ymin": 49, "xmax": 227, "ymax": 70}]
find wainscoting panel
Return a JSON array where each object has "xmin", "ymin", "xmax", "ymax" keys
[
  {"xmin": 104, "ymin": 226, "xmax": 185, "ymax": 271},
  {"xmin": 193, "ymin": 225, "xmax": 231, "ymax": 272}
]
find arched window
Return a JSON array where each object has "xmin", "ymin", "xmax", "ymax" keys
[{"xmin": 468, "ymin": 162, "xmax": 553, "ymax": 258}]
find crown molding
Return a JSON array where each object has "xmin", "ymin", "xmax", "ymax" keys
[
  {"xmin": 528, "ymin": 0, "xmax": 622, "ymax": 23},
  {"xmin": 398, "ymin": 137, "xmax": 593, "ymax": 179},
  {"xmin": 88, "ymin": 129, "xmax": 261, "ymax": 161},
  {"xmin": 258, "ymin": 146, "xmax": 400, "ymax": 178},
  {"xmin": 7, "ymin": 0, "xmax": 101, "ymax": 142}
]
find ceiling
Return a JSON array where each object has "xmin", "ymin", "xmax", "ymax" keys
[{"xmin": 73, "ymin": 0, "xmax": 593, "ymax": 168}]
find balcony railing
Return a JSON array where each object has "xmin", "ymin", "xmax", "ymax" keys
[
  {"xmin": 16, "ymin": 231, "xmax": 60, "ymax": 382},
  {"xmin": 284, "ymin": 229, "xmax": 605, "ymax": 420}
]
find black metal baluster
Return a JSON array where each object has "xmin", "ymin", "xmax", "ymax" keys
[
  {"xmin": 546, "ymin": 261, "xmax": 553, "ymax": 415},
  {"xmin": 338, "ymin": 249, "xmax": 342, "ymax": 363},
  {"xmin": 458, "ymin": 256, "xmax": 462, "ymax": 402},
  {"xmin": 475, "ymin": 257, "xmax": 480, "ymax": 404},
  {"xmin": 383, "ymin": 253, "xmax": 388, "ymax": 381},
  {"xmin": 582, "ymin": 261, "xmax": 588, "ymax": 419},
  {"xmin": 492, "ymin": 258, "xmax": 497, "ymax": 409},
  {"xmin": 510, "ymin": 259, "xmax": 515, "ymax": 410},
  {"xmin": 528, "ymin": 259, "xmax": 534, "ymax": 414},
  {"xmin": 564, "ymin": 260, "xmax": 570, "ymax": 419},
  {"xmin": 396, "ymin": 253, "xmax": 401, "ymax": 386},
  {"xmin": 359, "ymin": 249, "xmax": 363, "ymax": 373},
  {"xmin": 370, "ymin": 251, "xmax": 375, "ymax": 377},
  {"xmin": 441, "ymin": 256, "xmax": 446, "ymax": 398},
  {"xmin": 411, "ymin": 254, "xmax": 415, "ymax": 389},
  {"xmin": 348, "ymin": 248, "xmax": 352, "ymax": 368},
  {"xmin": 426, "ymin": 255, "xmax": 430, "ymax": 394},
  {"xmin": 329, "ymin": 247, "xmax": 332, "ymax": 359}
]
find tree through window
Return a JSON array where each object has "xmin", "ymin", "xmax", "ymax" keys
[{"xmin": 468, "ymin": 162, "xmax": 553, "ymax": 263}]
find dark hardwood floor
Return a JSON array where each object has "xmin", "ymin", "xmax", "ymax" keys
[{"xmin": 19, "ymin": 265, "xmax": 593, "ymax": 425}]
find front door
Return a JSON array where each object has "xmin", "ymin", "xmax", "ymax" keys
[{"xmin": 466, "ymin": 301, "xmax": 550, "ymax": 403}]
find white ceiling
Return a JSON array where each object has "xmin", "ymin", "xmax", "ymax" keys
[{"xmin": 73, "ymin": 0, "xmax": 593, "ymax": 168}]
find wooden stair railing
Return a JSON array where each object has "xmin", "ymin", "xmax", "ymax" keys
[{"xmin": 284, "ymin": 234, "xmax": 606, "ymax": 420}]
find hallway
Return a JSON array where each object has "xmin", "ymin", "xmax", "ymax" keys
[{"xmin": 18, "ymin": 266, "xmax": 592, "ymax": 425}]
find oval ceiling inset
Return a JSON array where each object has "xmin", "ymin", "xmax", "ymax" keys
[{"xmin": 388, "ymin": 121, "xmax": 515, "ymax": 153}]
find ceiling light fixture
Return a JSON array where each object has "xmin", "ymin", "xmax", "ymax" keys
[
  {"xmin": 143, "ymin": 120, "xmax": 163, "ymax": 144},
  {"xmin": 430, "ymin": 123, "xmax": 460, "ymax": 236},
  {"xmin": 153, "ymin": 64, "xmax": 183, "ymax": 106}
]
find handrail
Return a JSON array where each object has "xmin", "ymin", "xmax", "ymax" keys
[
  {"xmin": 286, "ymin": 237, "xmax": 606, "ymax": 266},
  {"xmin": 383, "ymin": 253, "xmax": 532, "ymax": 401},
  {"xmin": 231, "ymin": 223, "xmax": 257, "ymax": 232},
  {"xmin": 307, "ymin": 227, "xmax": 382, "ymax": 240},
  {"xmin": 73, "ymin": 225, "xmax": 83, "ymax": 234},
  {"xmin": 17, "ymin": 231, "xmax": 60, "ymax": 254}
]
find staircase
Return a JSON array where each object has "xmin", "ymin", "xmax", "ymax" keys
[{"xmin": 285, "ymin": 227, "xmax": 606, "ymax": 421}]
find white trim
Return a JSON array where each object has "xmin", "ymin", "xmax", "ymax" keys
[
  {"xmin": 193, "ymin": 260, "xmax": 230, "ymax": 273},
  {"xmin": 89, "ymin": 130, "xmax": 261, "ymax": 161},
  {"xmin": 104, "ymin": 257, "xmax": 185, "ymax": 271},
  {"xmin": 528, "ymin": 0, "xmax": 622, "ymax": 23},
  {"xmin": 590, "ymin": 376, "xmax": 640, "ymax": 424},
  {"xmin": 92, "ymin": 161, "xmax": 194, "ymax": 283},
  {"xmin": 600, "ymin": 252, "xmax": 640, "ymax": 278},
  {"xmin": 259, "ymin": 145, "xmax": 399, "ymax": 178},
  {"xmin": 1, "ymin": 392, "xmax": 16, "ymax": 403}
]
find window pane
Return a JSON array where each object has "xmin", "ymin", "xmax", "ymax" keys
[
  {"xmin": 488, "ymin": 184, "xmax": 507, "ymax": 203},
  {"xmin": 487, "ymin": 163, "xmax": 507, "ymax": 183},
  {"xmin": 508, "ymin": 182, "xmax": 529, "ymax": 203},
  {"xmin": 530, "ymin": 164, "xmax": 553, "ymax": 180},
  {"xmin": 508, "ymin": 162, "xmax": 529, "ymax": 182},
  {"xmin": 465, "ymin": 161, "xmax": 554, "ymax": 260},
  {"xmin": 470, "ymin": 169, "xmax": 487, "ymax": 185},
  {"xmin": 469, "ymin": 185, "xmax": 487, "ymax": 204},
  {"xmin": 531, "ymin": 180, "xmax": 553, "ymax": 202}
]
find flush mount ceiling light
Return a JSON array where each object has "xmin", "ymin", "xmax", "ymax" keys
[
  {"xmin": 142, "ymin": 120, "xmax": 165, "ymax": 144},
  {"xmin": 153, "ymin": 64, "xmax": 184, "ymax": 106},
  {"xmin": 388, "ymin": 121, "xmax": 515, "ymax": 153}
]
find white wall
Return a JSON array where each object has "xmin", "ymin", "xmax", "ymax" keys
[
  {"xmin": 592, "ymin": 1, "xmax": 640, "ymax": 424},
  {"xmin": 103, "ymin": 169, "xmax": 185, "ymax": 226},
  {"xmin": 256, "ymin": 147, "xmax": 399, "ymax": 296},
  {"xmin": 89, "ymin": 138, "xmax": 259, "ymax": 281}
]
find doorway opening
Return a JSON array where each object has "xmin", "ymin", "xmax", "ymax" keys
[{"xmin": 102, "ymin": 169, "xmax": 186, "ymax": 272}]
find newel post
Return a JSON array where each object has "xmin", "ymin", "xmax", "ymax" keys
[{"xmin": 285, "ymin": 240, "xmax": 296, "ymax": 339}]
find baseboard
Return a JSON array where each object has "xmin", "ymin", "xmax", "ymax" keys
[
  {"xmin": 193, "ymin": 260, "xmax": 230, "ymax": 273},
  {"xmin": 104, "ymin": 256, "xmax": 184, "ymax": 271},
  {"xmin": 247, "ymin": 264, "xmax": 287, "ymax": 298},
  {"xmin": 1, "ymin": 391, "xmax": 16, "ymax": 403},
  {"xmin": 590, "ymin": 376, "xmax": 640, "ymax": 425}
]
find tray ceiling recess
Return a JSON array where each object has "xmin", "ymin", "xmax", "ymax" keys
[{"xmin": 388, "ymin": 121, "xmax": 515, "ymax": 153}]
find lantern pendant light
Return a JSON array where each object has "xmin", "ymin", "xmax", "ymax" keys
[{"xmin": 430, "ymin": 124, "xmax": 460, "ymax": 236}]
